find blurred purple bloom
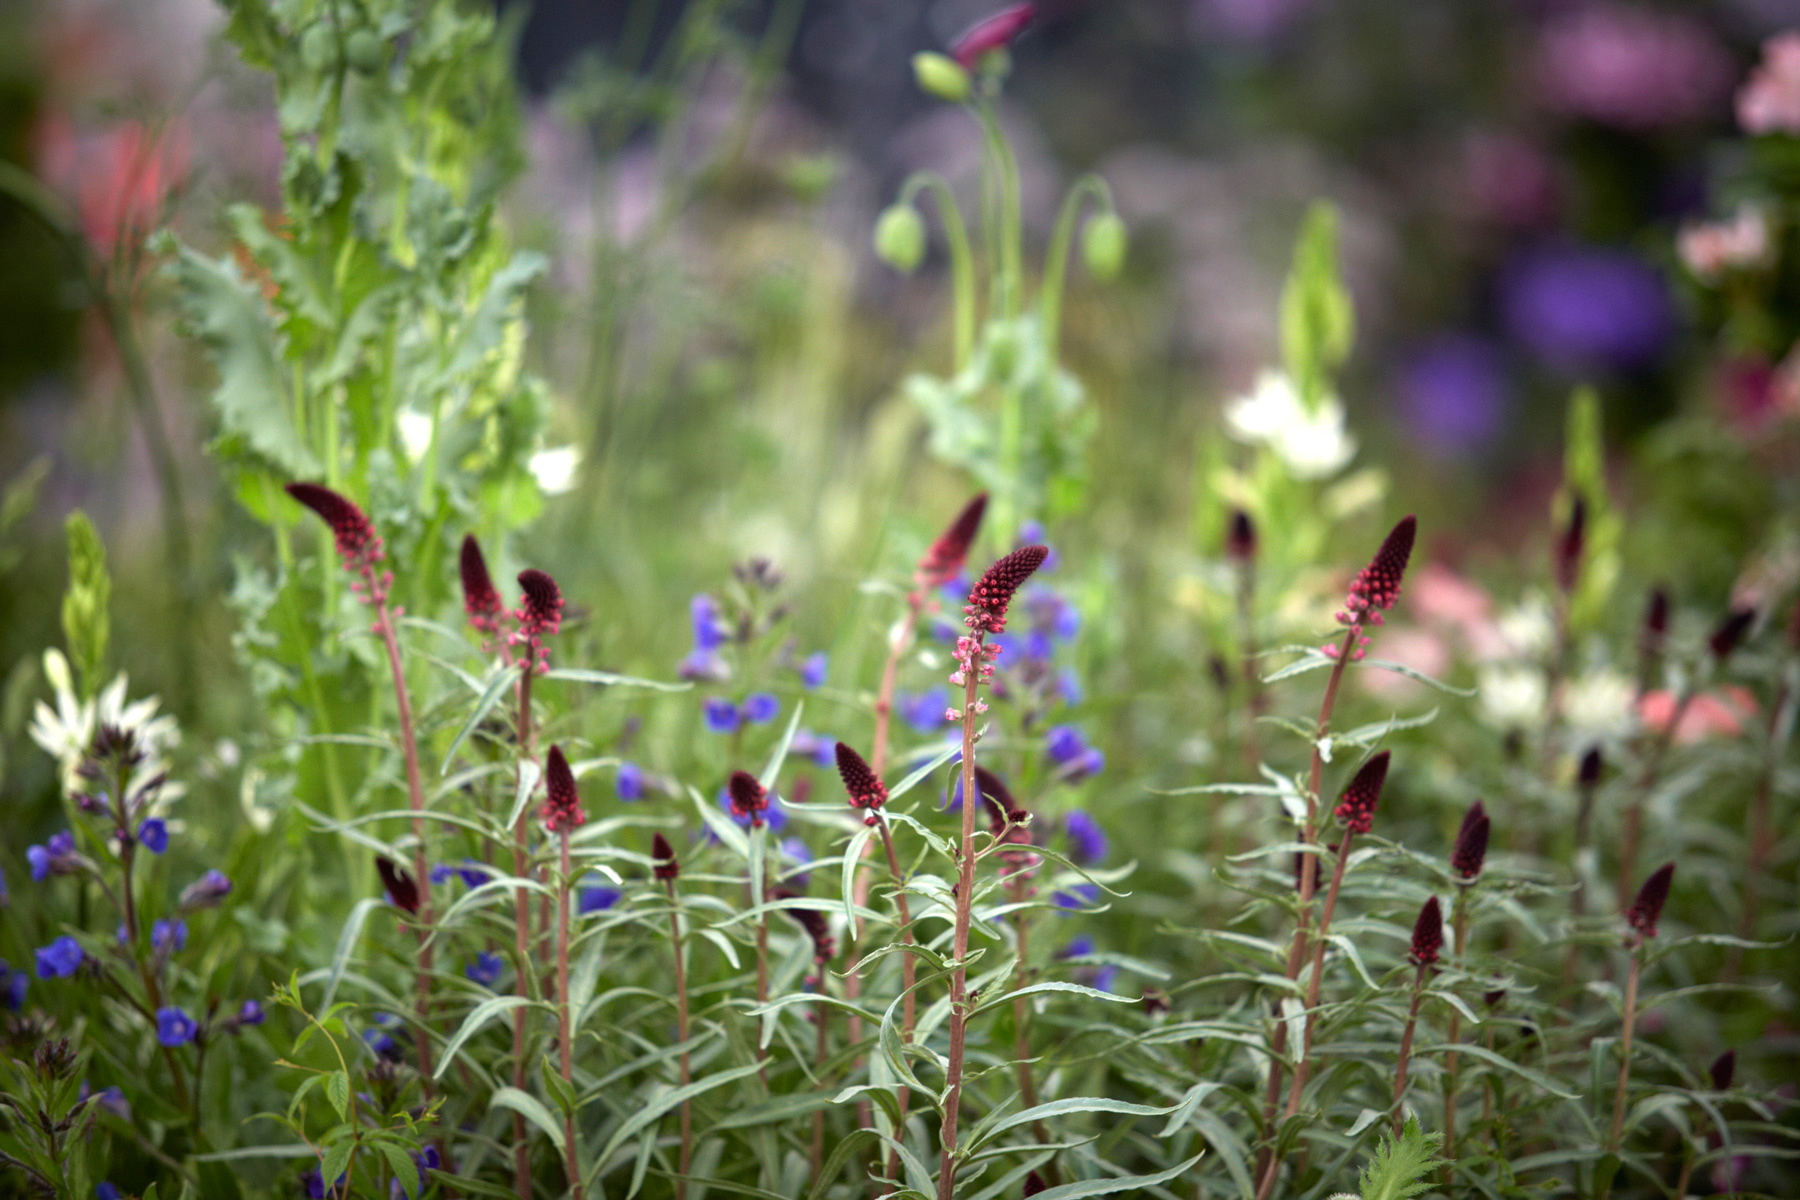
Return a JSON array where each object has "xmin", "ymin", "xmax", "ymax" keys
[
  {"xmin": 156, "ymin": 1006, "xmax": 197, "ymax": 1047},
  {"xmin": 1054, "ymin": 883, "xmax": 1102, "ymax": 912},
  {"xmin": 780, "ymin": 837, "xmax": 813, "ymax": 886},
  {"xmin": 28, "ymin": 831, "xmax": 77, "ymax": 881},
  {"xmin": 465, "ymin": 952, "xmax": 504, "ymax": 988},
  {"xmin": 1399, "ymin": 335, "xmax": 1509, "ymax": 455},
  {"xmin": 1046, "ymin": 726, "xmax": 1105, "ymax": 780},
  {"xmin": 1064, "ymin": 811, "xmax": 1108, "ymax": 865},
  {"xmin": 180, "ymin": 870, "xmax": 233, "ymax": 910},
  {"xmin": 1059, "ymin": 935, "xmax": 1097, "ymax": 958},
  {"xmin": 899, "ymin": 689, "xmax": 949, "ymax": 733},
  {"xmin": 152, "ymin": 918, "xmax": 187, "ymax": 953},
  {"xmin": 1536, "ymin": 4, "xmax": 1731, "ymax": 130},
  {"xmin": 0, "ymin": 960, "xmax": 26, "ymax": 1010},
  {"xmin": 35, "ymin": 936, "xmax": 84, "ymax": 979},
  {"xmin": 1057, "ymin": 669, "xmax": 1084, "ymax": 706},
  {"xmin": 1193, "ymin": 0, "xmax": 1314, "ymax": 42},
  {"xmin": 691, "ymin": 594, "xmax": 727, "ymax": 652},
  {"xmin": 616, "ymin": 761, "xmax": 644, "ymax": 800},
  {"xmin": 703, "ymin": 698, "xmax": 740, "ymax": 734},
  {"xmin": 579, "ymin": 882, "xmax": 621, "ymax": 914},
  {"xmin": 98, "ymin": 1184, "xmax": 121, "ymax": 1200},
  {"xmin": 742, "ymin": 692, "xmax": 780, "ymax": 724},
  {"xmin": 138, "ymin": 818, "xmax": 169, "ymax": 854},
  {"xmin": 800, "ymin": 652, "xmax": 828, "ymax": 689},
  {"xmin": 678, "ymin": 650, "xmax": 729, "ymax": 681},
  {"xmin": 236, "ymin": 999, "xmax": 266, "ymax": 1026},
  {"xmin": 1501, "ymin": 245, "xmax": 1673, "ymax": 371}
]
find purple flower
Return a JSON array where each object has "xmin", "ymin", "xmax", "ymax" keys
[
  {"xmin": 152, "ymin": 918, "xmax": 188, "ymax": 954},
  {"xmin": 742, "ymin": 693, "xmax": 780, "ymax": 724},
  {"xmin": 1045, "ymin": 726, "xmax": 1105, "ymax": 780},
  {"xmin": 1535, "ymin": 4, "xmax": 1731, "ymax": 131},
  {"xmin": 1060, "ymin": 935, "xmax": 1097, "ymax": 959},
  {"xmin": 35, "ymin": 936, "xmax": 84, "ymax": 979},
  {"xmin": 800, "ymin": 652, "xmax": 828, "ymax": 689},
  {"xmin": 179, "ymin": 869, "xmax": 233, "ymax": 910},
  {"xmin": 1053, "ymin": 883, "xmax": 1101, "ymax": 912},
  {"xmin": 363, "ymin": 1014, "xmax": 401, "ymax": 1060},
  {"xmin": 579, "ymin": 883, "xmax": 621, "ymax": 914},
  {"xmin": 691, "ymin": 594, "xmax": 727, "ymax": 652},
  {"xmin": 899, "ymin": 690, "xmax": 949, "ymax": 733},
  {"xmin": 0, "ymin": 960, "xmax": 27, "ymax": 1010},
  {"xmin": 156, "ymin": 1006, "xmax": 197, "ymax": 1047},
  {"xmin": 86, "ymin": 1084, "xmax": 129, "ymax": 1117},
  {"xmin": 678, "ymin": 650, "xmax": 729, "ymax": 682},
  {"xmin": 1501, "ymin": 245, "xmax": 1674, "ymax": 372},
  {"xmin": 27, "ymin": 831, "xmax": 78, "ymax": 881},
  {"xmin": 236, "ymin": 999, "xmax": 266, "ymax": 1026},
  {"xmin": 429, "ymin": 863, "xmax": 458, "ymax": 886},
  {"xmin": 616, "ymin": 761, "xmax": 644, "ymax": 801},
  {"xmin": 1025, "ymin": 586, "xmax": 1080, "ymax": 640},
  {"xmin": 703, "ymin": 698, "xmax": 740, "ymax": 734},
  {"xmin": 1064, "ymin": 811, "xmax": 1108, "ymax": 865},
  {"xmin": 98, "ymin": 1184, "xmax": 121, "ymax": 1200},
  {"xmin": 301, "ymin": 1169, "xmax": 348, "ymax": 1198},
  {"xmin": 390, "ymin": 1144, "xmax": 442, "ymax": 1200},
  {"xmin": 138, "ymin": 817, "xmax": 169, "ymax": 855},
  {"xmin": 465, "ymin": 952, "xmax": 504, "ymax": 988},
  {"xmin": 1057, "ymin": 669, "xmax": 1083, "ymax": 706},
  {"xmin": 1398, "ymin": 335, "xmax": 1509, "ymax": 456}
]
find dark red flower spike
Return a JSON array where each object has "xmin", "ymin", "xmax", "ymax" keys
[
  {"xmin": 728, "ymin": 770, "xmax": 770, "ymax": 828},
  {"xmin": 652, "ymin": 832, "xmax": 680, "ymax": 881},
  {"xmin": 376, "ymin": 856, "xmax": 419, "ymax": 914},
  {"xmin": 1709, "ymin": 607, "xmax": 1756, "ymax": 660},
  {"xmin": 1578, "ymin": 747, "xmax": 1604, "ymax": 788},
  {"xmin": 918, "ymin": 493, "xmax": 988, "ymax": 589},
  {"xmin": 1555, "ymin": 494, "xmax": 1586, "ymax": 593},
  {"xmin": 1709, "ymin": 1049, "xmax": 1735, "ymax": 1091},
  {"xmin": 834, "ymin": 742, "xmax": 889, "ymax": 825},
  {"xmin": 1410, "ymin": 895, "xmax": 1443, "ymax": 966},
  {"xmin": 511, "ymin": 568, "xmax": 565, "ymax": 673},
  {"xmin": 286, "ymin": 482, "xmax": 391, "ymax": 608},
  {"xmin": 1227, "ymin": 508, "xmax": 1257, "ymax": 562},
  {"xmin": 1332, "ymin": 751, "xmax": 1391, "ymax": 835},
  {"xmin": 460, "ymin": 534, "xmax": 505, "ymax": 634},
  {"xmin": 774, "ymin": 890, "xmax": 835, "ymax": 963},
  {"xmin": 964, "ymin": 545, "xmax": 1049, "ymax": 636},
  {"xmin": 1451, "ymin": 799, "xmax": 1490, "ymax": 880},
  {"xmin": 542, "ymin": 745, "xmax": 587, "ymax": 833},
  {"xmin": 1023, "ymin": 1171, "xmax": 1048, "ymax": 1197},
  {"xmin": 1626, "ymin": 862, "xmax": 1675, "ymax": 938},
  {"xmin": 1328, "ymin": 515, "xmax": 1416, "ymax": 659}
]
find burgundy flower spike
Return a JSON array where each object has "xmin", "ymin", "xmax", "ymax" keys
[
  {"xmin": 917, "ymin": 492, "xmax": 988, "ymax": 590},
  {"xmin": 1626, "ymin": 862, "xmax": 1675, "ymax": 939},
  {"xmin": 775, "ymin": 891, "xmax": 835, "ymax": 964},
  {"xmin": 1332, "ymin": 750, "xmax": 1391, "ymax": 835},
  {"xmin": 964, "ymin": 545, "xmax": 1049, "ymax": 636},
  {"xmin": 286, "ymin": 482, "xmax": 392, "ymax": 609},
  {"xmin": 1709, "ymin": 607, "xmax": 1756, "ymax": 661},
  {"xmin": 542, "ymin": 745, "xmax": 587, "ymax": 834},
  {"xmin": 1709, "ymin": 1049, "xmax": 1736, "ymax": 1091},
  {"xmin": 1555, "ymin": 494, "xmax": 1586, "ymax": 593},
  {"xmin": 460, "ymin": 534, "xmax": 505, "ymax": 635},
  {"xmin": 512, "ymin": 568, "xmax": 565, "ymax": 673},
  {"xmin": 1023, "ymin": 1172, "xmax": 1048, "ymax": 1198},
  {"xmin": 834, "ymin": 742, "xmax": 889, "ymax": 826},
  {"xmin": 376, "ymin": 856, "xmax": 419, "ymax": 914},
  {"xmin": 727, "ymin": 770, "xmax": 770, "ymax": 828},
  {"xmin": 1410, "ymin": 895, "xmax": 1443, "ymax": 966},
  {"xmin": 1328, "ymin": 514, "xmax": 1417, "ymax": 660},
  {"xmin": 1227, "ymin": 508, "xmax": 1257, "ymax": 563},
  {"xmin": 652, "ymin": 832, "xmax": 680, "ymax": 882},
  {"xmin": 1451, "ymin": 799, "xmax": 1490, "ymax": 880}
]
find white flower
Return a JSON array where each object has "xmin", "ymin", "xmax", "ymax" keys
[
  {"xmin": 29, "ymin": 649, "xmax": 182, "ymax": 799},
  {"xmin": 397, "ymin": 410, "xmax": 435, "ymax": 463},
  {"xmin": 1678, "ymin": 205, "xmax": 1771, "ymax": 281},
  {"xmin": 1223, "ymin": 370, "xmax": 1357, "ymax": 480},
  {"xmin": 1496, "ymin": 597, "xmax": 1555, "ymax": 659},
  {"xmin": 1477, "ymin": 664, "xmax": 1547, "ymax": 730},
  {"xmin": 529, "ymin": 445, "xmax": 582, "ymax": 496},
  {"xmin": 1563, "ymin": 668, "xmax": 1634, "ymax": 739}
]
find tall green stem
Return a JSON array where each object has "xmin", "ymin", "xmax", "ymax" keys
[{"xmin": 1039, "ymin": 175, "xmax": 1114, "ymax": 356}]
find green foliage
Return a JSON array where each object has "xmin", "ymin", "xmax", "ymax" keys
[
  {"xmin": 1279, "ymin": 200, "xmax": 1355, "ymax": 410},
  {"xmin": 59, "ymin": 510, "xmax": 109, "ymax": 699},
  {"xmin": 1356, "ymin": 1118, "xmax": 1445, "ymax": 1200},
  {"xmin": 1561, "ymin": 387, "xmax": 1622, "ymax": 631}
]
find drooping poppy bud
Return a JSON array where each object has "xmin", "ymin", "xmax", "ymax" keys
[
  {"xmin": 834, "ymin": 742, "xmax": 889, "ymax": 825},
  {"xmin": 965, "ymin": 545, "xmax": 1049, "ymax": 635},
  {"xmin": 1709, "ymin": 1049, "xmax": 1736, "ymax": 1091},
  {"xmin": 542, "ymin": 745, "xmax": 587, "ymax": 834},
  {"xmin": 1451, "ymin": 799, "xmax": 1490, "ymax": 880},
  {"xmin": 376, "ymin": 857, "xmax": 419, "ymax": 914},
  {"xmin": 652, "ymin": 832, "xmax": 680, "ymax": 881},
  {"xmin": 460, "ymin": 534, "xmax": 505, "ymax": 633},
  {"xmin": 1626, "ymin": 862, "xmax": 1675, "ymax": 938},
  {"xmin": 918, "ymin": 493, "xmax": 988, "ymax": 588},
  {"xmin": 1554, "ymin": 494, "xmax": 1586, "ymax": 593},
  {"xmin": 1410, "ymin": 895, "xmax": 1443, "ymax": 966},
  {"xmin": 1332, "ymin": 751, "xmax": 1391, "ymax": 835}
]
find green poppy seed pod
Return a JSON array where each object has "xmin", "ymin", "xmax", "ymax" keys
[
  {"xmin": 913, "ymin": 51, "xmax": 973, "ymax": 102},
  {"xmin": 300, "ymin": 24, "xmax": 337, "ymax": 72},
  {"xmin": 1082, "ymin": 212, "xmax": 1128, "ymax": 280},
  {"xmin": 345, "ymin": 29, "xmax": 383, "ymax": 73},
  {"xmin": 874, "ymin": 204, "xmax": 927, "ymax": 274}
]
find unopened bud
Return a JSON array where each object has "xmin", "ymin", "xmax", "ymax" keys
[
  {"xmin": 912, "ymin": 51, "xmax": 972, "ymax": 102},
  {"xmin": 1082, "ymin": 212, "xmax": 1128, "ymax": 281},
  {"xmin": 874, "ymin": 204, "xmax": 927, "ymax": 273}
]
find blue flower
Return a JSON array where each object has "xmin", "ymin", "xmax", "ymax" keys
[
  {"xmin": 742, "ymin": 692, "xmax": 780, "ymax": 724},
  {"xmin": 0, "ymin": 863, "xmax": 7, "ymax": 903},
  {"xmin": 812, "ymin": 737, "xmax": 835, "ymax": 769},
  {"xmin": 899, "ymin": 689, "xmax": 949, "ymax": 733},
  {"xmin": 35, "ymin": 936, "xmax": 84, "ymax": 979},
  {"xmin": 138, "ymin": 818, "xmax": 169, "ymax": 855},
  {"xmin": 800, "ymin": 652, "xmax": 828, "ymax": 689},
  {"xmin": 1045, "ymin": 726, "xmax": 1104, "ymax": 780},
  {"xmin": 1056, "ymin": 669, "xmax": 1083, "ymax": 706},
  {"xmin": 1500, "ymin": 244, "xmax": 1673, "ymax": 372},
  {"xmin": 1398, "ymin": 334, "xmax": 1508, "ymax": 456},
  {"xmin": 1025, "ymin": 586, "xmax": 1080, "ymax": 640},
  {"xmin": 390, "ymin": 1145, "xmax": 442, "ymax": 1200},
  {"xmin": 1053, "ymin": 883, "xmax": 1101, "ymax": 912},
  {"xmin": 678, "ymin": 650, "xmax": 729, "ymax": 681},
  {"xmin": 1059, "ymin": 935, "xmax": 1096, "ymax": 959},
  {"xmin": 579, "ymin": 883, "xmax": 622, "ymax": 914},
  {"xmin": 28, "ymin": 830, "xmax": 76, "ymax": 881},
  {"xmin": 301, "ymin": 1168, "xmax": 348, "ymax": 1198},
  {"xmin": 0, "ymin": 960, "xmax": 27, "ymax": 1010},
  {"xmin": 429, "ymin": 863, "xmax": 458, "ymax": 886},
  {"xmin": 26, "ymin": 845, "xmax": 51, "ymax": 881},
  {"xmin": 1064, "ymin": 811, "xmax": 1108, "ymax": 865},
  {"xmin": 703, "ymin": 698, "xmax": 740, "ymax": 734},
  {"xmin": 1023, "ymin": 631, "xmax": 1055, "ymax": 662},
  {"xmin": 155, "ymin": 1006, "xmax": 197, "ymax": 1047},
  {"xmin": 465, "ymin": 952, "xmax": 504, "ymax": 988},
  {"xmin": 1091, "ymin": 964, "xmax": 1120, "ymax": 993},
  {"xmin": 691, "ymin": 594, "xmax": 728, "ymax": 651},
  {"xmin": 179, "ymin": 870, "xmax": 232, "ymax": 910},
  {"xmin": 97, "ymin": 1184, "xmax": 121, "ymax": 1200},
  {"xmin": 89, "ymin": 1085, "xmax": 129, "ymax": 1117},
  {"xmin": 236, "ymin": 999, "xmax": 266, "ymax": 1026},
  {"xmin": 616, "ymin": 761, "xmax": 644, "ymax": 800},
  {"xmin": 152, "ymin": 918, "xmax": 188, "ymax": 953},
  {"xmin": 363, "ymin": 1015, "xmax": 401, "ymax": 1060}
]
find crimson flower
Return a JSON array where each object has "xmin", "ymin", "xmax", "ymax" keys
[
  {"xmin": 1332, "ymin": 751, "xmax": 1391, "ymax": 835},
  {"xmin": 542, "ymin": 746, "xmax": 587, "ymax": 833},
  {"xmin": 460, "ymin": 534, "xmax": 505, "ymax": 634},
  {"xmin": 727, "ymin": 770, "xmax": 770, "ymax": 828},
  {"xmin": 918, "ymin": 493, "xmax": 988, "ymax": 589},
  {"xmin": 1451, "ymin": 799, "xmax": 1490, "ymax": 880},
  {"xmin": 834, "ymin": 742, "xmax": 889, "ymax": 825},
  {"xmin": 1626, "ymin": 862, "xmax": 1675, "ymax": 938},
  {"xmin": 652, "ymin": 832, "xmax": 680, "ymax": 881},
  {"xmin": 964, "ymin": 545, "xmax": 1049, "ymax": 635},
  {"xmin": 1410, "ymin": 895, "xmax": 1443, "ymax": 966}
]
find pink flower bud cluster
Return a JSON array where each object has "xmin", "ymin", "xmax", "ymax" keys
[
  {"xmin": 834, "ymin": 742, "xmax": 889, "ymax": 827},
  {"xmin": 285, "ymin": 483, "xmax": 399, "ymax": 628},
  {"xmin": 511, "ymin": 569, "xmax": 564, "ymax": 674},
  {"xmin": 1326, "ymin": 515, "xmax": 1416, "ymax": 661}
]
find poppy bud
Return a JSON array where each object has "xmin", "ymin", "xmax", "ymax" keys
[
  {"xmin": 1082, "ymin": 212, "xmax": 1128, "ymax": 281},
  {"xmin": 874, "ymin": 204, "xmax": 927, "ymax": 273},
  {"xmin": 912, "ymin": 51, "xmax": 972, "ymax": 102}
]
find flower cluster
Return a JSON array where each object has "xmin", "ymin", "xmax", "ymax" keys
[
  {"xmin": 680, "ymin": 594, "xmax": 731, "ymax": 680},
  {"xmin": 834, "ymin": 742, "xmax": 888, "ymax": 825},
  {"xmin": 1451, "ymin": 799, "xmax": 1490, "ymax": 880},
  {"xmin": 1046, "ymin": 724, "xmax": 1105, "ymax": 780},
  {"xmin": 1410, "ymin": 895, "xmax": 1443, "ymax": 966},
  {"xmin": 1332, "ymin": 750, "xmax": 1390, "ymax": 834},
  {"xmin": 1627, "ymin": 862, "xmax": 1675, "ymax": 939},
  {"xmin": 511, "ymin": 569, "xmax": 565, "ymax": 673},
  {"xmin": 286, "ymin": 482, "xmax": 397, "ymax": 623},
  {"xmin": 542, "ymin": 745, "xmax": 587, "ymax": 834},
  {"xmin": 459, "ymin": 534, "xmax": 506, "ymax": 635},
  {"xmin": 963, "ymin": 545, "xmax": 1049, "ymax": 637},
  {"xmin": 916, "ymin": 492, "xmax": 988, "ymax": 591},
  {"xmin": 652, "ymin": 832, "xmax": 680, "ymax": 881},
  {"xmin": 727, "ymin": 770, "xmax": 771, "ymax": 829},
  {"xmin": 1328, "ymin": 516, "xmax": 1417, "ymax": 661}
]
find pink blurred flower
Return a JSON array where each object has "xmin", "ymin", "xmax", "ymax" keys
[
  {"xmin": 1409, "ymin": 564, "xmax": 1511, "ymax": 658},
  {"xmin": 1459, "ymin": 134, "xmax": 1560, "ymax": 228},
  {"xmin": 35, "ymin": 115, "xmax": 188, "ymax": 256},
  {"xmin": 1738, "ymin": 31, "xmax": 1800, "ymax": 134},
  {"xmin": 1638, "ymin": 686, "xmax": 1758, "ymax": 743},
  {"xmin": 1361, "ymin": 628, "xmax": 1451, "ymax": 702},
  {"xmin": 1535, "ymin": 4, "xmax": 1733, "ymax": 130},
  {"xmin": 1679, "ymin": 206, "xmax": 1773, "ymax": 281}
]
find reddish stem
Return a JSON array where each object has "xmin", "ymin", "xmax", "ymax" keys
[
  {"xmin": 557, "ymin": 829, "xmax": 578, "ymax": 1192},
  {"xmin": 936, "ymin": 662, "xmax": 982, "ymax": 1200},
  {"xmin": 665, "ymin": 879, "xmax": 691, "ymax": 1200},
  {"xmin": 1392, "ymin": 962, "xmax": 1430, "ymax": 1137},
  {"xmin": 511, "ymin": 667, "xmax": 536, "ymax": 1200}
]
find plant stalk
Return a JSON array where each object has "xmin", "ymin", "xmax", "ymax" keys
[
  {"xmin": 511, "ymin": 667, "xmax": 536, "ymax": 1200},
  {"xmin": 1607, "ymin": 948, "xmax": 1642, "ymax": 1151},
  {"xmin": 936, "ymin": 662, "xmax": 983, "ymax": 1200},
  {"xmin": 1392, "ymin": 962, "xmax": 1430, "ymax": 1137},
  {"xmin": 1282, "ymin": 828, "xmax": 1356, "ymax": 1119},
  {"xmin": 557, "ymin": 829, "xmax": 579, "ymax": 1195},
  {"xmin": 376, "ymin": 597, "xmax": 435, "ymax": 1088}
]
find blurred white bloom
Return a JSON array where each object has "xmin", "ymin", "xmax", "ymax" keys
[
  {"xmin": 1224, "ymin": 370, "xmax": 1356, "ymax": 479},
  {"xmin": 1478, "ymin": 664, "xmax": 1546, "ymax": 729},
  {"xmin": 1563, "ymin": 669, "xmax": 1634, "ymax": 739},
  {"xmin": 29, "ymin": 649, "xmax": 183, "ymax": 798},
  {"xmin": 397, "ymin": 410, "xmax": 434, "ymax": 463},
  {"xmin": 530, "ymin": 445, "xmax": 582, "ymax": 495},
  {"xmin": 1497, "ymin": 597, "xmax": 1555, "ymax": 658},
  {"xmin": 1678, "ymin": 206, "xmax": 1771, "ymax": 281}
]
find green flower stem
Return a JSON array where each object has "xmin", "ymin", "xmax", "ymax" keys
[
  {"xmin": 1039, "ymin": 175, "xmax": 1115, "ymax": 356},
  {"xmin": 971, "ymin": 100, "xmax": 1022, "ymax": 319},
  {"xmin": 1282, "ymin": 827, "xmax": 1357, "ymax": 1120},
  {"xmin": 1442, "ymin": 892, "xmax": 1473, "ymax": 1179},
  {"xmin": 898, "ymin": 174, "xmax": 978, "ymax": 369},
  {"xmin": 1607, "ymin": 945, "xmax": 1642, "ymax": 1151},
  {"xmin": 664, "ymin": 877, "xmax": 692, "ymax": 1200},
  {"xmin": 876, "ymin": 815, "xmax": 919, "ymax": 1182}
]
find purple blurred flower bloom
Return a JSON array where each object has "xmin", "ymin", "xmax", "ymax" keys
[
  {"xmin": 1054, "ymin": 883, "xmax": 1101, "ymax": 911},
  {"xmin": 180, "ymin": 869, "xmax": 233, "ymax": 910},
  {"xmin": 1537, "ymin": 4, "xmax": 1731, "ymax": 130},
  {"xmin": 35, "ymin": 936, "xmax": 84, "ymax": 979},
  {"xmin": 0, "ymin": 960, "xmax": 26, "ymax": 1010},
  {"xmin": 616, "ymin": 761, "xmax": 644, "ymax": 801},
  {"xmin": 678, "ymin": 650, "xmax": 729, "ymax": 681},
  {"xmin": 152, "ymin": 918, "xmax": 187, "ymax": 953},
  {"xmin": 703, "ymin": 698, "xmax": 740, "ymax": 734},
  {"xmin": 691, "ymin": 594, "xmax": 727, "ymax": 651},
  {"xmin": 1501, "ymin": 245, "xmax": 1673, "ymax": 371},
  {"xmin": 465, "ymin": 952, "xmax": 504, "ymax": 988},
  {"xmin": 579, "ymin": 882, "xmax": 621, "ymax": 914},
  {"xmin": 236, "ymin": 999, "xmax": 266, "ymax": 1026},
  {"xmin": 899, "ymin": 689, "xmax": 949, "ymax": 733},
  {"xmin": 1399, "ymin": 335, "xmax": 1509, "ymax": 455},
  {"xmin": 138, "ymin": 818, "xmax": 169, "ymax": 854},
  {"xmin": 1064, "ymin": 811, "xmax": 1108, "ymax": 865},
  {"xmin": 742, "ymin": 693, "xmax": 780, "ymax": 724},
  {"xmin": 156, "ymin": 1006, "xmax": 196, "ymax": 1047},
  {"xmin": 800, "ymin": 652, "xmax": 828, "ymax": 689}
]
